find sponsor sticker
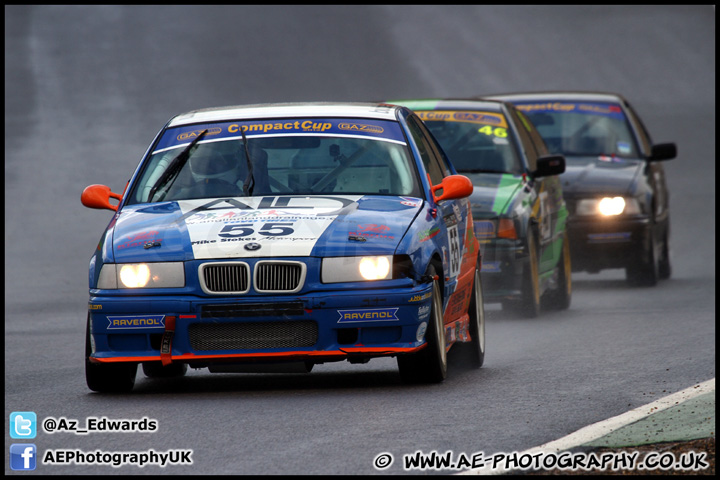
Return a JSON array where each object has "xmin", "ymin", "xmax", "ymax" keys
[
  {"xmin": 107, "ymin": 315, "xmax": 165, "ymax": 330},
  {"xmin": 474, "ymin": 220, "xmax": 495, "ymax": 239},
  {"xmin": 416, "ymin": 322, "xmax": 428, "ymax": 342},
  {"xmin": 416, "ymin": 110, "xmax": 508, "ymax": 128},
  {"xmin": 178, "ymin": 196, "xmax": 361, "ymax": 259},
  {"xmin": 153, "ymin": 118, "xmax": 407, "ymax": 153},
  {"xmin": 515, "ymin": 102, "xmax": 626, "ymax": 120},
  {"xmin": 409, "ymin": 292, "xmax": 432, "ymax": 303},
  {"xmin": 337, "ymin": 308, "xmax": 399, "ymax": 323}
]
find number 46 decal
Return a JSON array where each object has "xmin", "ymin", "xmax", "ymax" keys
[{"xmin": 219, "ymin": 222, "xmax": 295, "ymax": 238}]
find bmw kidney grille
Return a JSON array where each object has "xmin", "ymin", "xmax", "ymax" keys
[{"xmin": 200, "ymin": 261, "xmax": 306, "ymax": 294}]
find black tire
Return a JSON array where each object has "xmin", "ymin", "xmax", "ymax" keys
[
  {"xmin": 658, "ymin": 230, "xmax": 671, "ymax": 280},
  {"xmin": 626, "ymin": 230, "xmax": 658, "ymax": 286},
  {"xmin": 458, "ymin": 264, "xmax": 485, "ymax": 368},
  {"xmin": 543, "ymin": 234, "xmax": 572, "ymax": 310},
  {"xmin": 503, "ymin": 231, "xmax": 541, "ymax": 317},
  {"xmin": 85, "ymin": 315, "xmax": 137, "ymax": 393},
  {"xmin": 397, "ymin": 264, "xmax": 447, "ymax": 384},
  {"xmin": 142, "ymin": 361, "xmax": 188, "ymax": 378}
]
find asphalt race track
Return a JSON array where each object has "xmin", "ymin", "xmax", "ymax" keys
[{"xmin": 4, "ymin": 5, "xmax": 715, "ymax": 475}]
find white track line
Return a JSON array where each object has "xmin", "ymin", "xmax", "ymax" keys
[{"xmin": 459, "ymin": 378, "xmax": 715, "ymax": 475}]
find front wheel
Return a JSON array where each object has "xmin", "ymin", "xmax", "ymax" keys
[
  {"xmin": 85, "ymin": 315, "xmax": 137, "ymax": 393},
  {"xmin": 658, "ymin": 229, "xmax": 671, "ymax": 280},
  {"xmin": 626, "ymin": 230, "xmax": 658, "ymax": 286},
  {"xmin": 543, "ymin": 234, "xmax": 572, "ymax": 310},
  {"xmin": 397, "ymin": 265, "xmax": 447, "ymax": 384},
  {"xmin": 503, "ymin": 232, "xmax": 541, "ymax": 317},
  {"xmin": 456, "ymin": 264, "xmax": 485, "ymax": 368}
]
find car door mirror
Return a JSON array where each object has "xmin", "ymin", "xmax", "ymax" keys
[
  {"xmin": 81, "ymin": 184, "xmax": 122, "ymax": 211},
  {"xmin": 431, "ymin": 174, "xmax": 474, "ymax": 203},
  {"xmin": 533, "ymin": 154, "xmax": 566, "ymax": 178},
  {"xmin": 649, "ymin": 142, "xmax": 677, "ymax": 162}
]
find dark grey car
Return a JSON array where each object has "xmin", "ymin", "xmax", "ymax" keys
[{"xmin": 485, "ymin": 92, "xmax": 676, "ymax": 286}]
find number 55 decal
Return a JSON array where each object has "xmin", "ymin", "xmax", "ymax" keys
[{"xmin": 218, "ymin": 222, "xmax": 295, "ymax": 238}]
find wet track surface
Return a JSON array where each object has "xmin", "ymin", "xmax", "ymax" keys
[{"xmin": 4, "ymin": 5, "xmax": 715, "ymax": 475}]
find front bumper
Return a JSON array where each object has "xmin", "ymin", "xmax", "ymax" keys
[
  {"xmin": 567, "ymin": 215, "xmax": 650, "ymax": 272},
  {"xmin": 87, "ymin": 284, "xmax": 434, "ymax": 368}
]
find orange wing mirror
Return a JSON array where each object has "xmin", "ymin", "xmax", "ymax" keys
[
  {"xmin": 81, "ymin": 184, "xmax": 122, "ymax": 211},
  {"xmin": 431, "ymin": 175, "xmax": 474, "ymax": 203}
]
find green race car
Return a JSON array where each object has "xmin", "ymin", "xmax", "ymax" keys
[{"xmin": 389, "ymin": 99, "xmax": 570, "ymax": 317}]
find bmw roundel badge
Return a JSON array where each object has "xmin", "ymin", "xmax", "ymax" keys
[{"xmin": 244, "ymin": 242, "xmax": 261, "ymax": 251}]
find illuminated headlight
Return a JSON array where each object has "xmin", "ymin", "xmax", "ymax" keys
[
  {"xmin": 322, "ymin": 256, "xmax": 393, "ymax": 283},
  {"xmin": 97, "ymin": 262, "xmax": 185, "ymax": 289},
  {"xmin": 576, "ymin": 197, "xmax": 641, "ymax": 216}
]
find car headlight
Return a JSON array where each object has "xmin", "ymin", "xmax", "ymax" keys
[
  {"xmin": 322, "ymin": 256, "xmax": 393, "ymax": 283},
  {"xmin": 575, "ymin": 197, "xmax": 642, "ymax": 216},
  {"xmin": 97, "ymin": 262, "xmax": 185, "ymax": 289}
]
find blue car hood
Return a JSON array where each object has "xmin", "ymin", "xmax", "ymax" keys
[
  {"xmin": 110, "ymin": 195, "xmax": 423, "ymax": 262},
  {"xmin": 561, "ymin": 156, "xmax": 642, "ymax": 196}
]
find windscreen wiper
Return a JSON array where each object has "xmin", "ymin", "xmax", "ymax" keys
[
  {"xmin": 239, "ymin": 126, "xmax": 254, "ymax": 196},
  {"xmin": 148, "ymin": 129, "xmax": 208, "ymax": 202}
]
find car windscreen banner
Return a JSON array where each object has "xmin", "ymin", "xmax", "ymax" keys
[
  {"xmin": 512, "ymin": 102, "xmax": 627, "ymax": 120},
  {"xmin": 415, "ymin": 110, "xmax": 508, "ymax": 128},
  {"xmin": 152, "ymin": 118, "xmax": 407, "ymax": 153}
]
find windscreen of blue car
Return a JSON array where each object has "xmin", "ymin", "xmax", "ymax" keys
[
  {"xmin": 127, "ymin": 118, "xmax": 422, "ymax": 204},
  {"xmin": 512, "ymin": 101, "xmax": 640, "ymax": 159}
]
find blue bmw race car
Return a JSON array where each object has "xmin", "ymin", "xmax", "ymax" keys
[{"xmin": 82, "ymin": 103, "xmax": 484, "ymax": 392}]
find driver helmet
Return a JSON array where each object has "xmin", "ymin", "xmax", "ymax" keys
[{"xmin": 188, "ymin": 142, "xmax": 239, "ymax": 181}]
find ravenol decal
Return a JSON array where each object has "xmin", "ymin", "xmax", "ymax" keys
[
  {"xmin": 108, "ymin": 315, "xmax": 165, "ymax": 330},
  {"xmin": 337, "ymin": 308, "xmax": 399, "ymax": 323}
]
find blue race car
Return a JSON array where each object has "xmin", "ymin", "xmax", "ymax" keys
[
  {"xmin": 81, "ymin": 103, "xmax": 484, "ymax": 392},
  {"xmin": 485, "ymin": 92, "xmax": 676, "ymax": 285}
]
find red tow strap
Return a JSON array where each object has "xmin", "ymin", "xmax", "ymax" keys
[{"xmin": 160, "ymin": 316, "xmax": 176, "ymax": 366}]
